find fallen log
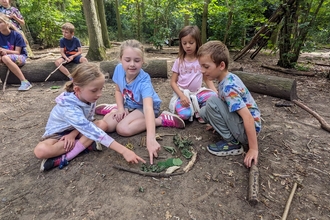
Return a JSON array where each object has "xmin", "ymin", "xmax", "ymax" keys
[
  {"xmin": 0, "ymin": 59, "xmax": 168, "ymax": 84},
  {"xmin": 232, "ymin": 71, "xmax": 298, "ymax": 101},
  {"xmin": 100, "ymin": 60, "xmax": 168, "ymax": 79},
  {"xmin": 0, "ymin": 62, "xmax": 80, "ymax": 84},
  {"xmin": 261, "ymin": 64, "xmax": 316, "ymax": 77}
]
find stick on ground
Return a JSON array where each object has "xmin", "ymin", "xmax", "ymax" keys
[
  {"xmin": 113, "ymin": 164, "xmax": 185, "ymax": 178},
  {"xmin": 248, "ymin": 164, "xmax": 259, "ymax": 206},
  {"xmin": 282, "ymin": 182, "xmax": 298, "ymax": 220},
  {"xmin": 292, "ymin": 99, "xmax": 330, "ymax": 132}
]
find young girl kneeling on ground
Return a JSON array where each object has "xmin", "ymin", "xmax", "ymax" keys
[
  {"xmin": 34, "ymin": 62, "xmax": 145, "ymax": 171},
  {"xmin": 169, "ymin": 25, "xmax": 217, "ymax": 123},
  {"xmin": 0, "ymin": 14, "xmax": 31, "ymax": 91},
  {"xmin": 95, "ymin": 39, "xmax": 185, "ymax": 164}
]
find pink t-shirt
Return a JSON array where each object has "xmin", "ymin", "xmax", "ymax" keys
[{"xmin": 171, "ymin": 58, "xmax": 202, "ymax": 92}]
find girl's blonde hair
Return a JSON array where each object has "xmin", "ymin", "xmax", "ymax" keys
[
  {"xmin": 119, "ymin": 39, "xmax": 146, "ymax": 62},
  {"xmin": 0, "ymin": 13, "xmax": 27, "ymax": 44},
  {"xmin": 178, "ymin": 25, "xmax": 202, "ymax": 61},
  {"xmin": 64, "ymin": 62, "xmax": 104, "ymax": 92}
]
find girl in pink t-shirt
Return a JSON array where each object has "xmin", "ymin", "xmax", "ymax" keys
[{"xmin": 169, "ymin": 26, "xmax": 217, "ymax": 123}]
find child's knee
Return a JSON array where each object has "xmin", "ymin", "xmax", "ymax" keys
[
  {"xmin": 94, "ymin": 119, "xmax": 108, "ymax": 131},
  {"xmin": 34, "ymin": 143, "xmax": 47, "ymax": 159},
  {"xmin": 116, "ymin": 125, "xmax": 131, "ymax": 137}
]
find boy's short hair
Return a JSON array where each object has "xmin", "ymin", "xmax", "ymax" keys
[
  {"xmin": 197, "ymin": 41, "xmax": 230, "ymax": 70},
  {"xmin": 61, "ymin": 22, "xmax": 75, "ymax": 34}
]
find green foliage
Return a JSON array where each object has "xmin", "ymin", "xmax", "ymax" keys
[
  {"xmin": 141, "ymin": 158, "xmax": 183, "ymax": 173},
  {"xmin": 19, "ymin": 0, "xmax": 85, "ymax": 47}
]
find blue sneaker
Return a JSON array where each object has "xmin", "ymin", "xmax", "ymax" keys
[
  {"xmin": 207, "ymin": 140, "xmax": 244, "ymax": 156},
  {"xmin": 18, "ymin": 81, "xmax": 32, "ymax": 91}
]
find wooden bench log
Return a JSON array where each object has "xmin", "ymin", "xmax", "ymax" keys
[
  {"xmin": 0, "ymin": 59, "xmax": 168, "ymax": 84},
  {"xmin": 99, "ymin": 60, "xmax": 168, "ymax": 79},
  {"xmin": 232, "ymin": 71, "xmax": 298, "ymax": 101}
]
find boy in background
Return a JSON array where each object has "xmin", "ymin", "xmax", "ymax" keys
[
  {"xmin": 55, "ymin": 22, "xmax": 87, "ymax": 80},
  {"xmin": 197, "ymin": 41, "xmax": 261, "ymax": 168}
]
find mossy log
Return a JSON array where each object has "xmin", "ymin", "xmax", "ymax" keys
[
  {"xmin": 232, "ymin": 71, "xmax": 298, "ymax": 101},
  {"xmin": 0, "ymin": 59, "xmax": 168, "ymax": 84}
]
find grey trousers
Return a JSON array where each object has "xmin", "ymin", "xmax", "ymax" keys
[{"xmin": 199, "ymin": 96, "xmax": 248, "ymax": 145}]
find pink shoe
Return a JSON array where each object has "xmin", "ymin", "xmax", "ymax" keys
[
  {"xmin": 160, "ymin": 111, "xmax": 185, "ymax": 129},
  {"xmin": 95, "ymin": 104, "xmax": 117, "ymax": 115}
]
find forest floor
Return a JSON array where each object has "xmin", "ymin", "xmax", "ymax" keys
[{"xmin": 0, "ymin": 45, "xmax": 330, "ymax": 220}]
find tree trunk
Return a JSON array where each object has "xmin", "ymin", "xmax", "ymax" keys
[
  {"xmin": 223, "ymin": 10, "xmax": 233, "ymax": 45},
  {"xmin": 201, "ymin": 0, "xmax": 209, "ymax": 44},
  {"xmin": 114, "ymin": 0, "xmax": 123, "ymax": 41},
  {"xmin": 96, "ymin": 0, "xmax": 111, "ymax": 48},
  {"xmin": 184, "ymin": 14, "xmax": 189, "ymax": 26},
  {"xmin": 82, "ymin": 0, "xmax": 106, "ymax": 61},
  {"xmin": 136, "ymin": 0, "xmax": 141, "ymax": 41}
]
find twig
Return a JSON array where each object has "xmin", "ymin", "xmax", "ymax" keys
[
  {"xmin": 2, "ymin": 69, "xmax": 10, "ymax": 93},
  {"xmin": 306, "ymin": 139, "xmax": 313, "ymax": 151},
  {"xmin": 183, "ymin": 149, "xmax": 197, "ymax": 172},
  {"xmin": 282, "ymin": 182, "xmax": 298, "ymax": 220},
  {"xmin": 113, "ymin": 164, "xmax": 184, "ymax": 177}
]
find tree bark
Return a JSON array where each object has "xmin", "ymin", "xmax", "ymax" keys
[
  {"xmin": 82, "ymin": 0, "xmax": 106, "ymax": 61},
  {"xmin": 232, "ymin": 71, "xmax": 298, "ymax": 101},
  {"xmin": 201, "ymin": 0, "xmax": 209, "ymax": 44},
  {"xmin": 114, "ymin": 0, "xmax": 123, "ymax": 41},
  {"xmin": 96, "ymin": 0, "xmax": 111, "ymax": 48},
  {"xmin": 0, "ymin": 60, "xmax": 168, "ymax": 83}
]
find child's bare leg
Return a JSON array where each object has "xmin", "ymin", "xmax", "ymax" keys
[
  {"xmin": 103, "ymin": 112, "xmax": 119, "ymax": 133},
  {"xmin": 1, "ymin": 56, "xmax": 26, "ymax": 81},
  {"xmin": 34, "ymin": 139, "xmax": 67, "ymax": 159},
  {"xmin": 116, "ymin": 110, "xmax": 146, "ymax": 136},
  {"xmin": 55, "ymin": 57, "xmax": 71, "ymax": 79}
]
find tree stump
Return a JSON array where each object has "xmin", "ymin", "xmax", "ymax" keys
[
  {"xmin": 0, "ymin": 59, "xmax": 168, "ymax": 84},
  {"xmin": 232, "ymin": 71, "xmax": 298, "ymax": 101}
]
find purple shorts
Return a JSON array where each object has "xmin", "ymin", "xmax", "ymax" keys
[{"xmin": 7, "ymin": 54, "xmax": 27, "ymax": 66}]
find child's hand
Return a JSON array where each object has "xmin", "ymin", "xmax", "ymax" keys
[
  {"xmin": 180, "ymin": 95, "xmax": 190, "ymax": 107},
  {"xmin": 113, "ymin": 108, "xmax": 128, "ymax": 122},
  {"xmin": 146, "ymin": 138, "xmax": 161, "ymax": 164},
  {"xmin": 60, "ymin": 135, "xmax": 76, "ymax": 152},
  {"xmin": 244, "ymin": 149, "xmax": 258, "ymax": 168},
  {"xmin": 122, "ymin": 148, "xmax": 146, "ymax": 164}
]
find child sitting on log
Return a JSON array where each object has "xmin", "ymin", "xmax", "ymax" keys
[
  {"xmin": 0, "ymin": 13, "xmax": 31, "ymax": 90},
  {"xmin": 197, "ymin": 40, "xmax": 261, "ymax": 168},
  {"xmin": 54, "ymin": 22, "xmax": 87, "ymax": 80}
]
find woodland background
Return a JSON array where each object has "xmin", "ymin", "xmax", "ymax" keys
[{"xmin": 10, "ymin": 0, "xmax": 330, "ymax": 69}]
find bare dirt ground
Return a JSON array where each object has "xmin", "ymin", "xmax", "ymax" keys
[{"xmin": 0, "ymin": 45, "xmax": 330, "ymax": 220}]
